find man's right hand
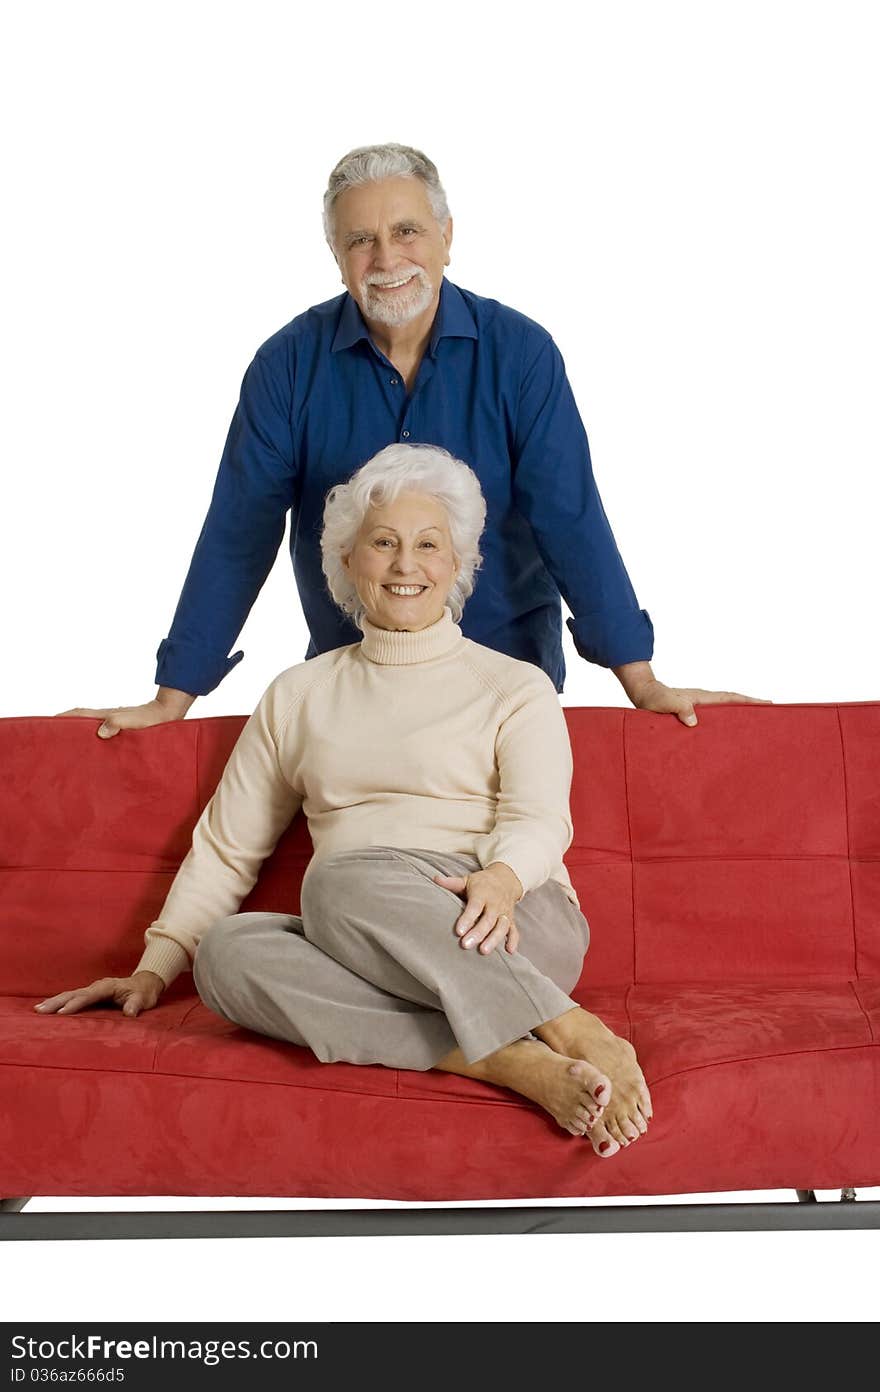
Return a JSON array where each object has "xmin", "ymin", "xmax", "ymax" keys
[
  {"xmin": 34, "ymin": 971, "xmax": 167, "ymax": 1018},
  {"xmin": 56, "ymin": 687, "xmax": 197, "ymax": 738}
]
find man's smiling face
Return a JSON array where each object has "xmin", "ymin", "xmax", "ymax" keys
[{"xmin": 331, "ymin": 176, "xmax": 452, "ymax": 328}]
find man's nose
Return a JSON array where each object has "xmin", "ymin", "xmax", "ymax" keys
[{"xmin": 371, "ymin": 235, "xmax": 400, "ymax": 270}]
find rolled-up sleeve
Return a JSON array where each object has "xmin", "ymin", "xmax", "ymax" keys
[
  {"xmin": 155, "ymin": 345, "xmax": 297, "ymax": 695},
  {"xmin": 472, "ymin": 670, "xmax": 574, "ymax": 897},
  {"xmin": 512, "ymin": 332, "xmax": 654, "ymax": 669}
]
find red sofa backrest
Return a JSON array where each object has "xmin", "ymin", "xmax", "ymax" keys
[{"xmin": 2, "ymin": 704, "xmax": 878, "ymax": 997}]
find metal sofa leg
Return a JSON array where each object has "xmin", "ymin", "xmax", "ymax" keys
[
  {"xmin": 796, "ymin": 1189, "xmax": 858, "ymax": 1204},
  {"xmin": 0, "ymin": 1198, "xmax": 31, "ymax": 1213}
]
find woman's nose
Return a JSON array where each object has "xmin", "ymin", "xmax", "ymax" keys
[{"xmin": 391, "ymin": 550, "xmax": 419, "ymax": 573}]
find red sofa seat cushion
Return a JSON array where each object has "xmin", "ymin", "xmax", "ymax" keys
[{"xmin": 1, "ymin": 977, "xmax": 877, "ymax": 1200}]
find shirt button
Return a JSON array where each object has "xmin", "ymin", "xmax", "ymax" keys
[
  {"xmin": 402, "ymin": 430, "xmax": 410, "ymax": 438},
  {"xmin": 390, "ymin": 377, "xmax": 399, "ymax": 385}
]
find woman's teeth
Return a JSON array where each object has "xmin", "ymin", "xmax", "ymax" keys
[{"xmin": 386, "ymin": 585, "xmax": 425, "ymax": 595}]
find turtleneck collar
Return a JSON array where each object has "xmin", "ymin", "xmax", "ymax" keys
[{"xmin": 359, "ymin": 604, "xmax": 464, "ymax": 666}]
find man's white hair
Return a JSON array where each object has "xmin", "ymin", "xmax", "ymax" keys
[
  {"xmin": 323, "ymin": 143, "xmax": 451, "ymax": 254},
  {"xmin": 321, "ymin": 443, "xmax": 486, "ymax": 630}
]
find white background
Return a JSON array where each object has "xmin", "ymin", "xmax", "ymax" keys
[{"xmin": 2, "ymin": 0, "xmax": 878, "ymax": 1324}]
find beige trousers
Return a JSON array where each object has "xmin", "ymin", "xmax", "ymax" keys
[{"xmin": 193, "ymin": 845, "xmax": 590, "ymax": 1070}]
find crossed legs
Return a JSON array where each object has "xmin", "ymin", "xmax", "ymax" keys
[{"xmin": 193, "ymin": 846, "xmax": 651, "ymax": 1157}]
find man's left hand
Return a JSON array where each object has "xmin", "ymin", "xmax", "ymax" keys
[
  {"xmin": 433, "ymin": 863, "xmax": 523, "ymax": 955},
  {"xmin": 630, "ymin": 679, "xmax": 774, "ymax": 727}
]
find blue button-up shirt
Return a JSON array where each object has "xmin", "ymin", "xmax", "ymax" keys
[{"xmin": 155, "ymin": 277, "xmax": 653, "ymax": 695}]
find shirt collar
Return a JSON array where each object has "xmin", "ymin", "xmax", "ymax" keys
[{"xmin": 331, "ymin": 276, "xmax": 478, "ymax": 358}]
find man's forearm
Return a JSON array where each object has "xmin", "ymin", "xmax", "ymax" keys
[
  {"xmin": 611, "ymin": 660, "xmax": 656, "ymax": 703},
  {"xmin": 156, "ymin": 686, "xmax": 198, "ymax": 718}
]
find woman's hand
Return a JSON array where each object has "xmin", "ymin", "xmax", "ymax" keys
[
  {"xmin": 433, "ymin": 862, "xmax": 524, "ymax": 956},
  {"xmin": 33, "ymin": 972, "xmax": 166, "ymax": 1018}
]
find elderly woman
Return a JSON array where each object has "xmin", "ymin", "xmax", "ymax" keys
[{"xmin": 36, "ymin": 445, "xmax": 652, "ymax": 1157}]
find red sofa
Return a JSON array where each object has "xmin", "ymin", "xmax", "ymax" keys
[{"xmin": 2, "ymin": 703, "xmax": 879, "ymax": 1240}]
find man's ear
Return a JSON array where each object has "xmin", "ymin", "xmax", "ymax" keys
[
  {"xmin": 443, "ymin": 216, "xmax": 453, "ymax": 266},
  {"xmin": 327, "ymin": 238, "xmax": 343, "ymax": 279}
]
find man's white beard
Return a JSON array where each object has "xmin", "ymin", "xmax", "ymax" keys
[{"xmin": 361, "ymin": 269, "xmax": 436, "ymax": 327}]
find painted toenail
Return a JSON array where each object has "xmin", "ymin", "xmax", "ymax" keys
[{"xmin": 599, "ymin": 1141, "xmax": 611, "ymax": 1153}]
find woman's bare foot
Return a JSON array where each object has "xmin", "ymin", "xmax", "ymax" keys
[
  {"xmin": 434, "ymin": 1037, "xmax": 617, "ymax": 1154},
  {"xmin": 581, "ymin": 1115, "xmax": 623, "ymax": 1158},
  {"xmin": 535, "ymin": 1007, "xmax": 653, "ymax": 1150}
]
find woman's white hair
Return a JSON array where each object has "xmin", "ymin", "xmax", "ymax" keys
[
  {"xmin": 323, "ymin": 143, "xmax": 451, "ymax": 253},
  {"xmin": 321, "ymin": 444, "xmax": 486, "ymax": 629}
]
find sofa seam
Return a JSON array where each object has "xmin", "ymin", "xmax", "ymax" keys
[
  {"xmin": 151, "ymin": 1003, "xmax": 201, "ymax": 1071},
  {"xmin": 621, "ymin": 711, "xmax": 637, "ymax": 986},
  {"xmin": 0, "ymin": 862, "xmax": 311, "ymax": 875},
  {"xmin": 0, "ymin": 1056, "xmax": 406, "ymax": 1102},
  {"xmin": 570, "ymin": 853, "xmax": 871, "ymax": 863},
  {"xmin": 2, "ymin": 854, "xmax": 874, "ymax": 876},
  {"xmin": 849, "ymin": 981, "xmax": 876, "ymax": 1044},
  {"xmin": 647, "ymin": 1038, "xmax": 877, "ymax": 1089},
  {"xmin": 0, "ymin": 1058, "xmax": 529, "ymax": 1109},
  {"xmin": 835, "ymin": 705, "xmax": 860, "ymax": 979},
  {"xmin": 3, "ymin": 1038, "xmax": 876, "ymax": 1105}
]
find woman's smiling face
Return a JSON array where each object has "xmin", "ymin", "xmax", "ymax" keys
[{"xmin": 342, "ymin": 490, "xmax": 459, "ymax": 631}]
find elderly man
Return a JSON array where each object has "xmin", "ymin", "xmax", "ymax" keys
[{"xmin": 65, "ymin": 142, "xmax": 765, "ymax": 735}]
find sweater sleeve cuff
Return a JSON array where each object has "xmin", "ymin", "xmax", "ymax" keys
[
  {"xmin": 155, "ymin": 637, "xmax": 244, "ymax": 697},
  {"xmin": 475, "ymin": 844, "xmax": 547, "ymax": 900},
  {"xmin": 133, "ymin": 935, "xmax": 192, "ymax": 989},
  {"xmin": 566, "ymin": 607, "xmax": 654, "ymax": 669}
]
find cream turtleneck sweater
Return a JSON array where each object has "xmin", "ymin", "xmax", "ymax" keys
[{"xmin": 134, "ymin": 606, "xmax": 579, "ymax": 988}]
